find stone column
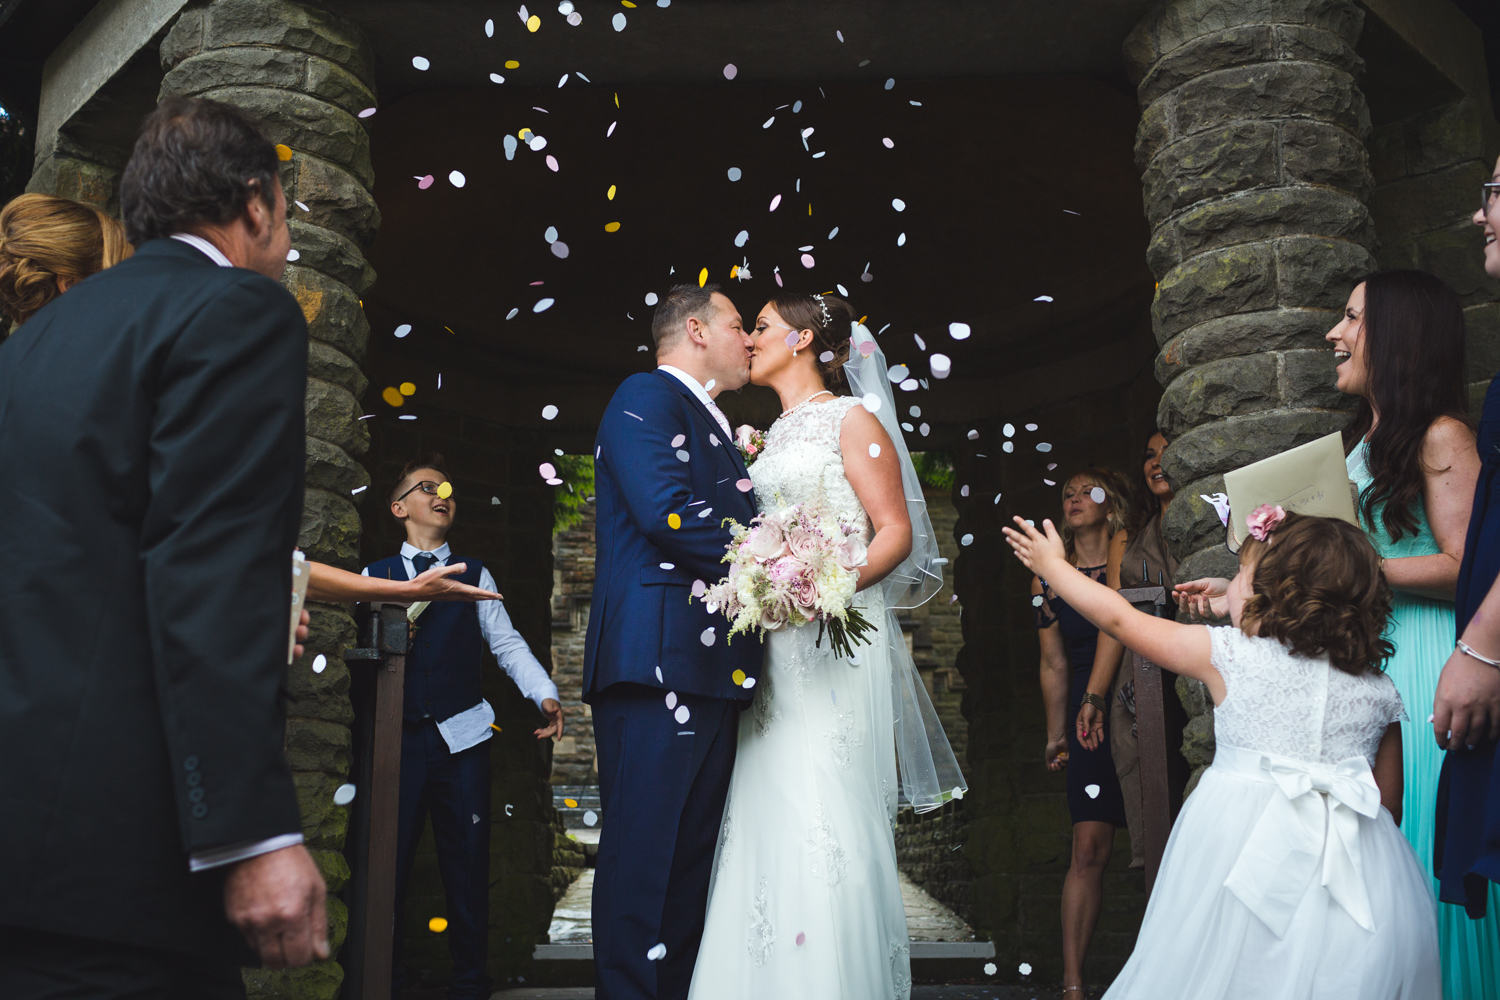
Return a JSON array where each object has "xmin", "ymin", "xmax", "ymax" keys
[
  {"xmin": 1125, "ymin": 0, "xmax": 1375, "ymax": 782},
  {"xmin": 159, "ymin": 3, "xmax": 377, "ymax": 996}
]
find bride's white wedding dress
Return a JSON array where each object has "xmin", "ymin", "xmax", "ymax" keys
[{"xmin": 686, "ymin": 394, "xmax": 912, "ymax": 1000}]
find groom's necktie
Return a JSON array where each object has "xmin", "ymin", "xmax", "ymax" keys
[
  {"xmin": 411, "ymin": 551, "xmax": 440, "ymax": 576},
  {"xmin": 704, "ymin": 398, "xmax": 733, "ymax": 440}
]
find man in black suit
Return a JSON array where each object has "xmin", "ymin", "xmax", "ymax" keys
[{"xmin": 0, "ymin": 97, "xmax": 328, "ymax": 997}]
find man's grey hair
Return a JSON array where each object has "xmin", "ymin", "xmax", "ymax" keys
[{"xmin": 652, "ymin": 283, "xmax": 722, "ymax": 353}]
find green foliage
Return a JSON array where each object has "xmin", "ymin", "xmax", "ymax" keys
[
  {"xmin": 910, "ymin": 451, "xmax": 955, "ymax": 492},
  {"xmin": 552, "ymin": 455, "xmax": 595, "ymax": 535},
  {"xmin": 0, "ymin": 105, "xmax": 30, "ymax": 209}
]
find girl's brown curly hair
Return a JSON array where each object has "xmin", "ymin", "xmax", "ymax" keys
[
  {"xmin": 1237, "ymin": 511, "xmax": 1394, "ymax": 676},
  {"xmin": 0, "ymin": 193, "xmax": 132, "ymax": 328}
]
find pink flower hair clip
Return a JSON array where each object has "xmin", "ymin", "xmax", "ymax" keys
[{"xmin": 1245, "ymin": 503, "xmax": 1286, "ymax": 542}]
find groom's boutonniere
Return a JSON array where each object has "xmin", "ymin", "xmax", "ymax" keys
[{"xmin": 735, "ymin": 424, "xmax": 766, "ymax": 467}]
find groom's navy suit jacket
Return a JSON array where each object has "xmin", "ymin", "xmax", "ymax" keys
[{"xmin": 584, "ymin": 369, "xmax": 762, "ymax": 702}]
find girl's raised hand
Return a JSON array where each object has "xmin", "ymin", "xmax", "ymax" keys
[
  {"xmin": 1003, "ymin": 516, "xmax": 1067, "ymax": 573},
  {"xmin": 1175, "ymin": 577, "xmax": 1230, "ymax": 621}
]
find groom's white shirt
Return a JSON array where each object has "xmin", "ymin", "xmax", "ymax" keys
[{"xmin": 658, "ymin": 364, "xmax": 733, "ymax": 439}]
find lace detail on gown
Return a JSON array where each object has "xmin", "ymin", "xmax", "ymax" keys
[
  {"xmin": 751, "ymin": 395, "xmax": 867, "ymax": 527},
  {"xmin": 1209, "ymin": 627, "xmax": 1404, "ymax": 766}
]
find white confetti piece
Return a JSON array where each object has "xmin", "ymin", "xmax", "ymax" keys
[
  {"xmin": 1085, "ymin": 784, "xmax": 1101, "ymax": 799},
  {"xmin": 868, "ymin": 443, "xmax": 882, "ymax": 458},
  {"xmin": 485, "ymin": 17, "xmax": 494, "ymax": 35},
  {"xmin": 1026, "ymin": 423, "xmax": 1039, "ymax": 431},
  {"xmin": 312, "ymin": 654, "xmax": 327, "ymax": 674},
  {"xmin": 286, "ymin": 248, "xmax": 299, "ymax": 261},
  {"xmin": 675, "ymin": 704, "xmax": 691, "ymax": 724},
  {"xmin": 542, "ymin": 404, "xmax": 559, "ymax": 420},
  {"xmin": 734, "ymin": 230, "xmax": 749, "ymax": 247},
  {"xmin": 540, "ymin": 462, "xmax": 557, "ymax": 479},
  {"xmin": 960, "ymin": 485, "xmax": 969, "ymax": 497},
  {"xmin": 698, "ymin": 508, "xmax": 712, "ymax": 518},
  {"xmin": 861, "ymin": 392, "xmax": 882, "ymax": 413},
  {"xmin": 1034, "ymin": 295, "xmax": 1054, "ymax": 303},
  {"xmin": 666, "ymin": 691, "xmax": 678, "ymax": 710},
  {"xmin": 930, "ymin": 353, "xmax": 951, "ymax": 378},
  {"xmin": 448, "ymin": 170, "xmax": 466, "ymax": 188},
  {"xmin": 351, "ymin": 485, "xmax": 367, "ymax": 495},
  {"xmin": 583, "ymin": 809, "xmax": 598, "ymax": 826},
  {"xmin": 899, "ymin": 378, "xmax": 918, "ymax": 391},
  {"xmin": 743, "ymin": 677, "xmax": 756, "ymax": 689},
  {"xmin": 984, "ymin": 961, "xmax": 998, "ymax": 976},
  {"xmin": 967, "ymin": 429, "xmax": 979, "ymax": 440},
  {"xmin": 412, "ymin": 56, "xmax": 430, "ymax": 71},
  {"xmin": 994, "ymin": 494, "xmax": 1003, "ymax": 504},
  {"xmin": 492, "ymin": 496, "xmax": 501, "ymax": 504},
  {"xmin": 659, "ymin": 562, "xmax": 675, "ymax": 571},
  {"xmin": 961, "ymin": 533, "xmax": 974, "ymax": 546},
  {"xmin": 820, "ymin": 351, "xmax": 835, "ymax": 362},
  {"xmin": 333, "ymin": 783, "xmax": 357, "ymax": 806},
  {"xmin": 612, "ymin": 11, "xmax": 626, "ymax": 30},
  {"xmin": 1037, "ymin": 442, "xmax": 1053, "ymax": 452},
  {"xmin": 529, "ymin": 135, "xmax": 548, "ymax": 151},
  {"xmin": 490, "ymin": 73, "xmax": 505, "ymax": 84},
  {"xmin": 892, "ymin": 198, "xmax": 906, "ymax": 211},
  {"xmin": 394, "ymin": 324, "xmax": 412, "ymax": 338},
  {"xmin": 1003, "ymin": 423, "xmax": 1015, "ymax": 437},
  {"xmin": 887, "ymin": 364, "xmax": 910, "ymax": 382},
  {"xmin": 357, "ymin": 108, "xmax": 376, "ymax": 119},
  {"xmin": 769, "ymin": 194, "xmax": 782, "ymax": 211},
  {"xmin": 1090, "ymin": 487, "xmax": 1106, "ymax": 503},
  {"xmin": 672, "ymin": 434, "xmax": 686, "ymax": 447},
  {"xmin": 949, "ymin": 322, "xmax": 971, "ymax": 340},
  {"xmin": 1003, "ymin": 441, "xmax": 1015, "ymax": 453},
  {"xmin": 647, "ymin": 943, "xmax": 667, "ymax": 961},
  {"xmin": 700, "ymin": 628, "xmax": 716, "ymax": 646},
  {"xmin": 655, "ymin": 666, "xmax": 664, "ymax": 682},
  {"xmin": 883, "ymin": 137, "xmax": 894, "ymax": 148},
  {"xmin": 1032, "ymin": 595, "xmax": 1044, "ymax": 607},
  {"xmin": 723, "ymin": 63, "xmax": 737, "ymax": 80},
  {"xmin": 705, "ymin": 379, "xmax": 716, "ymax": 391},
  {"xmin": 534, "ymin": 297, "xmax": 555, "ymax": 312},
  {"xmin": 897, "ymin": 232, "xmax": 907, "ymax": 246},
  {"xmin": 676, "ymin": 450, "xmax": 691, "ymax": 462},
  {"xmin": 1018, "ymin": 962, "xmax": 1032, "ymax": 976}
]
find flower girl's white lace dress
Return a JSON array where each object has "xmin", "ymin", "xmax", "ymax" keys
[
  {"xmin": 1104, "ymin": 627, "xmax": 1439, "ymax": 1000},
  {"xmin": 687, "ymin": 395, "xmax": 911, "ymax": 1000}
]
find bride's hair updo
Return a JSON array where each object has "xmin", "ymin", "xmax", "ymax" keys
[
  {"xmin": 768, "ymin": 292, "xmax": 856, "ymax": 394},
  {"xmin": 0, "ymin": 193, "xmax": 132, "ymax": 328}
]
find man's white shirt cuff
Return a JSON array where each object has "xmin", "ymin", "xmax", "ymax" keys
[{"xmin": 189, "ymin": 832, "xmax": 305, "ymax": 872}]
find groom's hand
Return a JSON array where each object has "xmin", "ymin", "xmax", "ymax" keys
[
  {"xmin": 224, "ymin": 844, "xmax": 329, "ymax": 970},
  {"xmin": 535, "ymin": 698, "xmax": 564, "ymax": 740}
]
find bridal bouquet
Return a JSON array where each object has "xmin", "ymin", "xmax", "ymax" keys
[
  {"xmin": 696, "ymin": 500, "xmax": 875, "ymax": 658},
  {"xmin": 734, "ymin": 424, "xmax": 766, "ymax": 467}
]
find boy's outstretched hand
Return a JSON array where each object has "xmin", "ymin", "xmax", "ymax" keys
[{"xmin": 1003, "ymin": 516, "xmax": 1067, "ymax": 573}]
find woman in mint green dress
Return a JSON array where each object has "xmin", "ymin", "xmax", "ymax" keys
[{"xmin": 1329, "ymin": 270, "xmax": 1493, "ymax": 999}]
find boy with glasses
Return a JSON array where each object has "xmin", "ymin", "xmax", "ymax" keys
[{"xmin": 363, "ymin": 454, "xmax": 563, "ymax": 999}]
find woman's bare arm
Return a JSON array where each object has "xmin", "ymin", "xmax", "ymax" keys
[
  {"xmin": 840, "ymin": 405, "xmax": 913, "ymax": 592},
  {"xmin": 1373, "ymin": 724, "xmax": 1404, "ymax": 823},
  {"xmin": 1383, "ymin": 416, "xmax": 1479, "ymax": 600},
  {"xmin": 1036, "ymin": 576, "xmax": 1071, "ymax": 771}
]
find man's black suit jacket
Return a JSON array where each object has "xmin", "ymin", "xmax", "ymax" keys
[{"xmin": 0, "ymin": 237, "xmax": 307, "ymax": 956}]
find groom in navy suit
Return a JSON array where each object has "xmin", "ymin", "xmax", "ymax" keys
[{"xmin": 586, "ymin": 284, "xmax": 763, "ymax": 1000}]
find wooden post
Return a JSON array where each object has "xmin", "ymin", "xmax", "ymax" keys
[
  {"xmin": 1117, "ymin": 587, "xmax": 1188, "ymax": 894},
  {"xmin": 342, "ymin": 604, "xmax": 409, "ymax": 1000}
]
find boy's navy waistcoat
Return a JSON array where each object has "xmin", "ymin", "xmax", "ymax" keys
[{"xmin": 364, "ymin": 555, "xmax": 485, "ymax": 722}]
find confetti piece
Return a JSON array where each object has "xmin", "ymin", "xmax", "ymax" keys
[
  {"xmin": 412, "ymin": 56, "xmax": 430, "ymax": 71},
  {"xmin": 734, "ymin": 230, "xmax": 749, "ymax": 247},
  {"xmin": 769, "ymin": 194, "xmax": 782, "ymax": 211},
  {"xmin": 763, "ymin": 115, "xmax": 775, "ymax": 129},
  {"xmin": 675, "ymin": 704, "xmax": 691, "ymax": 723},
  {"xmin": 1090, "ymin": 487, "xmax": 1106, "ymax": 504},
  {"xmin": 645, "ymin": 292, "xmax": 659, "ymax": 305},
  {"xmin": 732, "ymin": 669, "xmax": 747, "ymax": 686},
  {"xmin": 275, "ymin": 143, "xmax": 294, "ymax": 161},
  {"xmin": 861, "ymin": 392, "xmax": 882, "ymax": 413},
  {"xmin": 836, "ymin": 29, "xmax": 844, "ymax": 41},
  {"xmin": 584, "ymin": 809, "xmax": 598, "ymax": 825},
  {"xmin": 605, "ymin": 221, "xmax": 621, "ymax": 232},
  {"xmin": 656, "ymin": 666, "xmax": 664, "ymax": 682},
  {"xmin": 529, "ymin": 135, "xmax": 548, "ymax": 151},
  {"xmin": 800, "ymin": 253, "xmax": 815, "ymax": 268},
  {"xmin": 612, "ymin": 11, "xmax": 626, "ymax": 29},
  {"xmin": 698, "ymin": 267, "xmax": 708, "ymax": 287},
  {"xmin": 1026, "ymin": 422, "xmax": 1039, "ymax": 431},
  {"xmin": 984, "ymin": 961, "xmax": 999, "ymax": 975},
  {"xmin": 1032, "ymin": 595, "xmax": 1044, "ymax": 607},
  {"xmin": 967, "ymin": 429, "xmax": 979, "ymax": 440},
  {"xmin": 506, "ymin": 307, "xmax": 519, "ymax": 320},
  {"xmin": 607, "ymin": 183, "xmax": 617, "ymax": 200},
  {"xmin": 506, "ymin": 59, "xmax": 520, "ymax": 68},
  {"xmin": 472, "ymin": 813, "xmax": 480, "ymax": 824},
  {"xmin": 534, "ymin": 297, "xmax": 555, "ymax": 312},
  {"xmin": 743, "ymin": 677, "xmax": 757, "ymax": 688},
  {"xmin": 429, "ymin": 917, "xmax": 448, "ymax": 932},
  {"xmin": 884, "ymin": 77, "xmax": 895, "ymax": 90},
  {"xmin": 416, "ymin": 174, "xmax": 434, "ymax": 189},
  {"xmin": 692, "ymin": 580, "xmax": 707, "ymax": 597},
  {"xmin": 723, "ymin": 63, "xmax": 738, "ymax": 80},
  {"xmin": 961, "ymin": 533, "xmax": 974, "ymax": 546},
  {"xmin": 891, "ymin": 198, "xmax": 906, "ymax": 212},
  {"xmin": 676, "ymin": 450, "xmax": 691, "ymax": 462},
  {"xmin": 900, "ymin": 378, "xmax": 918, "ymax": 391},
  {"xmin": 485, "ymin": 17, "xmax": 494, "ymax": 35},
  {"xmin": 1085, "ymin": 784, "xmax": 1101, "ymax": 799},
  {"xmin": 545, "ymin": 223, "xmax": 559, "ymax": 241},
  {"xmin": 568, "ymin": 11, "xmax": 582, "ymax": 23},
  {"xmin": 819, "ymin": 351, "xmax": 834, "ymax": 362},
  {"xmin": 382, "ymin": 387, "xmax": 404, "ymax": 407},
  {"xmin": 671, "ymin": 434, "xmax": 686, "ymax": 447},
  {"xmin": 312, "ymin": 654, "xmax": 327, "ymax": 674},
  {"xmin": 286, "ymin": 248, "xmax": 299, "ymax": 262},
  {"xmin": 564, "ymin": 797, "xmax": 578, "ymax": 808},
  {"xmin": 540, "ymin": 462, "xmax": 558, "ymax": 479},
  {"xmin": 897, "ymin": 232, "xmax": 906, "ymax": 246},
  {"xmin": 1003, "ymin": 441, "xmax": 1015, "ymax": 453},
  {"xmin": 796, "ymin": 932, "xmax": 806, "ymax": 946},
  {"xmin": 542, "ymin": 404, "xmax": 559, "ymax": 420},
  {"xmin": 736, "ymin": 478, "xmax": 754, "ymax": 492},
  {"xmin": 887, "ymin": 364, "xmax": 909, "ymax": 382},
  {"xmin": 882, "ymin": 137, "xmax": 894, "ymax": 148},
  {"xmin": 448, "ymin": 170, "xmax": 466, "ymax": 188},
  {"xmin": 868, "ymin": 443, "xmax": 882, "ymax": 458},
  {"xmin": 527, "ymin": 14, "xmax": 540, "ymax": 30},
  {"xmin": 727, "ymin": 166, "xmax": 742, "ymax": 182},
  {"xmin": 1037, "ymin": 442, "xmax": 1053, "ymax": 452},
  {"xmin": 697, "ymin": 508, "xmax": 712, "ymax": 518},
  {"xmin": 930, "ymin": 353, "xmax": 951, "ymax": 378},
  {"xmin": 546, "ymin": 155, "xmax": 559, "ymax": 172},
  {"xmin": 647, "ymin": 943, "xmax": 667, "ymax": 961},
  {"xmin": 436, "ymin": 481, "xmax": 453, "ymax": 499},
  {"xmin": 960, "ymin": 485, "xmax": 970, "ymax": 497},
  {"xmin": 334, "ymin": 783, "xmax": 356, "ymax": 805}
]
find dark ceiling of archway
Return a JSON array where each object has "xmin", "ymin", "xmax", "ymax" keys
[{"xmin": 362, "ymin": 73, "xmax": 1154, "ymax": 421}]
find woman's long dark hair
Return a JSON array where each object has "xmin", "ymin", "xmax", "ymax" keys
[
  {"xmin": 1125, "ymin": 432, "xmax": 1169, "ymax": 539},
  {"xmin": 1341, "ymin": 270, "xmax": 1471, "ymax": 542}
]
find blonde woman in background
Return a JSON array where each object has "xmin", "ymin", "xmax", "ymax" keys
[
  {"xmin": 1033, "ymin": 466, "xmax": 1133, "ymax": 996},
  {"xmin": 0, "ymin": 192, "xmax": 132, "ymax": 330}
]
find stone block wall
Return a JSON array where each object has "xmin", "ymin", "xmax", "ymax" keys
[
  {"xmin": 549, "ymin": 500, "xmax": 598, "ymax": 787},
  {"xmin": 361, "ymin": 406, "xmax": 564, "ymax": 988},
  {"xmin": 1366, "ymin": 96, "xmax": 1500, "ymax": 413}
]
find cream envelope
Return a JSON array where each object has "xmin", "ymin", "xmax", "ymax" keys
[{"xmin": 1223, "ymin": 431, "xmax": 1359, "ymax": 551}]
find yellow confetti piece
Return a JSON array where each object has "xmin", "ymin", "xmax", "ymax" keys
[
  {"xmin": 381, "ymin": 387, "xmax": 405, "ymax": 407},
  {"xmin": 698, "ymin": 267, "xmax": 708, "ymax": 288},
  {"xmin": 607, "ymin": 184, "xmax": 617, "ymax": 200},
  {"xmin": 274, "ymin": 144, "xmax": 293, "ymax": 161},
  {"xmin": 604, "ymin": 221, "xmax": 621, "ymax": 232},
  {"xmin": 444, "ymin": 325, "xmax": 455, "ymax": 334},
  {"xmin": 732, "ymin": 669, "xmax": 747, "ymax": 686},
  {"xmin": 808, "ymin": 203, "xmax": 812, "ymax": 215},
  {"xmin": 730, "ymin": 266, "xmax": 739, "ymax": 279},
  {"xmin": 622, "ymin": 0, "xmax": 637, "ymax": 5},
  {"xmin": 490, "ymin": 723, "xmax": 503, "ymax": 732},
  {"xmin": 429, "ymin": 917, "xmax": 449, "ymax": 933},
  {"xmin": 436, "ymin": 481, "xmax": 453, "ymax": 499},
  {"xmin": 859, "ymin": 315, "xmax": 868, "ymax": 324},
  {"xmin": 668, "ymin": 513, "xmax": 682, "ymax": 529},
  {"xmin": 399, "ymin": 382, "xmax": 417, "ymax": 396},
  {"xmin": 564, "ymin": 798, "xmax": 579, "ymax": 808},
  {"xmin": 526, "ymin": 14, "xmax": 540, "ymax": 31},
  {"xmin": 505, "ymin": 59, "xmax": 520, "ymax": 69},
  {"xmin": 614, "ymin": 93, "xmax": 619, "ymax": 108}
]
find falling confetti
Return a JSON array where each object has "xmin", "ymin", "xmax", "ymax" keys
[
  {"xmin": 534, "ymin": 297, "xmax": 555, "ymax": 312},
  {"xmin": 1034, "ymin": 295, "xmax": 1054, "ymax": 303},
  {"xmin": 542, "ymin": 404, "xmax": 559, "ymax": 420},
  {"xmin": 769, "ymin": 194, "xmax": 782, "ymax": 211},
  {"xmin": 286, "ymin": 248, "xmax": 299, "ymax": 262},
  {"xmin": 930, "ymin": 354, "xmax": 952, "ymax": 378},
  {"xmin": 312, "ymin": 654, "xmax": 327, "ymax": 674},
  {"xmin": 659, "ymin": 561, "xmax": 676, "ymax": 570},
  {"xmin": 381, "ymin": 387, "xmax": 404, "ymax": 407},
  {"xmin": 961, "ymin": 533, "xmax": 974, "ymax": 546},
  {"xmin": 734, "ymin": 230, "xmax": 749, "ymax": 247},
  {"xmin": 796, "ymin": 932, "xmax": 807, "ymax": 946},
  {"xmin": 891, "ymin": 198, "xmax": 906, "ymax": 212},
  {"xmin": 700, "ymin": 627, "xmax": 716, "ymax": 646},
  {"xmin": 612, "ymin": 11, "xmax": 626, "ymax": 29},
  {"xmin": 564, "ymin": 798, "xmax": 578, "ymax": 808},
  {"xmin": 675, "ymin": 704, "xmax": 691, "ymax": 724},
  {"xmin": 583, "ymin": 809, "xmax": 598, "ymax": 826},
  {"xmin": 416, "ymin": 174, "xmax": 434, "ymax": 189},
  {"xmin": 1026, "ymin": 423, "xmax": 1039, "ymax": 431},
  {"xmin": 1037, "ymin": 442, "xmax": 1053, "ymax": 452},
  {"xmin": 984, "ymin": 962, "xmax": 998, "ymax": 975},
  {"xmin": 1085, "ymin": 784, "xmax": 1101, "ymax": 799},
  {"xmin": 540, "ymin": 462, "xmax": 557, "ymax": 479},
  {"xmin": 861, "ymin": 392, "xmax": 882, "ymax": 413},
  {"xmin": 1003, "ymin": 423, "xmax": 1015, "ymax": 437},
  {"xmin": 485, "ymin": 17, "xmax": 494, "ymax": 35},
  {"xmin": 967, "ymin": 429, "xmax": 979, "ymax": 440},
  {"xmin": 868, "ymin": 443, "xmax": 882, "ymax": 458},
  {"xmin": 800, "ymin": 253, "xmax": 815, "ymax": 268},
  {"xmin": 448, "ymin": 170, "xmax": 466, "ymax": 187},
  {"xmin": 1019, "ymin": 962, "xmax": 1032, "ymax": 976},
  {"xmin": 1003, "ymin": 441, "xmax": 1015, "ymax": 453},
  {"xmin": 411, "ymin": 56, "xmax": 430, "ymax": 70},
  {"xmin": 949, "ymin": 322, "xmax": 971, "ymax": 340},
  {"xmin": 723, "ymin": 63, "xmax": 738, "ymax": 80},
  {"xmin": 736, "ymin": 479, "xmax": 754, "ymax": 492},
  {"xmin": 436, "ymin": 481, "xmax": 453, "ymax": 499},
  {"xmin": 882, "ymin": 137, "xmax": 894, "ymax": 148},
  {"xmin": 490, "ymin": 73, "xmax": 505, "ymax": 84},
  {"xmin": 527, "ymin": 14, "xmax": 540, "ymax": 30},
  {"xmin": 1032, "ymin": 595, "xmax": 1044, "ymax": 607},
  {"xmin": 647, "ymin": 943, "xmax": 667, "ymax": 961},
  {"xmin": 333, "ymin": 783, "xmax": 357, "ymax": 806},
  {"xmin": 429, "ymin": 917, "xmax": 449, "ymax": 932},
  {"xmin": 1090, "ymin": 487, "xmax": 1106, "ymax": 503}
]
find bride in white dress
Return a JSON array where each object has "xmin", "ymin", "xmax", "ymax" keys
[{"xmin": 687, "ymin": 294, "xmax": 965, "ymax": 1000}]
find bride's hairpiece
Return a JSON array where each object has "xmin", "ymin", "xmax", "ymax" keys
[{"xmin": 810, "ymin": 293, "xmax": 832, "ymax": 328}]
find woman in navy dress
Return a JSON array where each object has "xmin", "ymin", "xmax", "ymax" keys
[
  {"xmin": 1034, "ymin": 467, "xmax": 1132, "ymax": 996},
  {"xmin": 1433, "ymin": 163, "xmax": 1500, "ymax": 920}
]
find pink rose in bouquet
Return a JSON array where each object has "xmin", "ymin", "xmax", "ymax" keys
[{"xmin": 735, "ymin": 424, "xmax": 767, "ymax": 467}]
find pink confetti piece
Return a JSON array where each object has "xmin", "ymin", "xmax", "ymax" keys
[
  {"xmin": 539, "ymin": 462, "xmax": 557, "ymax": 479},
  {"xmin": 800, "ymin": 253, "xmax": 815, "ymax": 268},
  {"xmin": 769, "ymin": 194, "xmax": 782, "ymax": 211},
  {"xmin": 416, "ymin": 174, "xmax": 434, "ymax": 189},
  {"xmin": 546, "ymin": 155, "xmax": 559, "ymax": 171},
  {"xmin": 784, "ymin": 331, "xmax": 799, "ymax": 349},
  {"xmin": 723, "ymin": 63, "xmax": 737, "ymax": 80},
  {"xmin": 796, "ymin": 932, "xmax": 806, "ymax": 946},
  {"xmin": 359, "ymin": 107, "xmax": 377, "ymax": 118},
  {"xmin": 735, "ymin": 479, "xmax": 754, "ymax": 492},
  {"xmin": 882, "ymin": 137, "xmax": 894, "ymax": 148},
  {"xmin": 607, "ymin": 121, "xmax": 617, "ymax": 136}
]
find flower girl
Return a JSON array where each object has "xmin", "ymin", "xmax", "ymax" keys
[{"xmin": 1004, "ymin": 506, "xmax": 1439, "ymax": 999}]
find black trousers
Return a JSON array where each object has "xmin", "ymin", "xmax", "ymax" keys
[
  {"xmin": 393, "ymin": 718, "xmax": 493, "ymax": 999},
  {"xmin": 0, "ymin": 925, "xmax": 244, "ymax": 1000}
]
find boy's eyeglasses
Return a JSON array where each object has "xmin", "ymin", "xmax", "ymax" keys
[{"xmin": 395, "ymin": 480, "xmax": 451, "ymax": 502}]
